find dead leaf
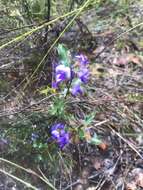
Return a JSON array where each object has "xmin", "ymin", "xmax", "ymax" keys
[
  {"xmin": 113, "ymin": 54, "xmax": 142, "ymax": 67},
  {"xmin": 126, "ymin": 168, "xmax": 143, "ymax": 189},
  {"xmin": 98, "ymin": 141, "xmax": 108, "ymax": 150},
  {"xmin": 137, "ymin": 172, "xmax": 143, "ymax": 187},
  {"xmin": 71, "ymin": 134, "xmax": 80, "ymax": 144},
  {"xmin": 126, "ymin": 182, "xmax": 137, "ymax": 190},
  {"xmin": 132, "ymin": 168, "xmax": 143, "ymax": 188}
]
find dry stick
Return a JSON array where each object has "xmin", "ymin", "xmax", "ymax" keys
[
  {"xmin": 38, "ymin": 167, "xmax": 52, "ymax": 185},
  {"xmin": 88, "ymin": 119, "xmax": 109, "ymax": 129},
  {"xmin": 96, "ymin": 179, "xmax": 106, "ymax": 190},
  {"xmin": 108, "ymin": 126, "xmax": 143, "ymax": 160},
  {"xmin": 0, "ymin": 158, "xmax": 57, "ymax": 190},
  {"xmin": 96, "ymin": 153, "xmax": 122, "ymax": 190},
  {"xmin": 94, "ymin": 22, "xmax": 143, "ymax": 59},
  {"xmin": 0, "ymin": 93, "xmax": 58, "ymax": 117},
  {"xmin": 0, "ymin": 22, "xmax": 46, "ymax": 36},
  {"xmin": 0, "ymin": 76, "xmax": 27, "ymax": 103},
  {"xmin": 0, "ymin": 8, "xmax": 84, "ymax": 51},
  {"xmin": 63, "ymin": 172, "xmax": 101, "ymax": 190},
  {"xmin": 0, "ymin": 8, "xmax": 85, "ymax": 104},
  {"xmin": 58, "ymin": 151, "xmax": 73, "ymax": 184},
  {"xmin": 0, "ymin": 169, "xmax": 38, "ymax": 190},
  {"xmin": 16, "ymin": 0, "xmax": 93, "ymax": 101}
]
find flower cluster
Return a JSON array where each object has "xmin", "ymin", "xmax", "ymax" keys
[
  {"xmin": 76, "ymin": 54, "xmax": 89, "ymax": 66},
  {"xmin": 51, "ymin": 123, "xmax": 70, "ymax": 148},
  {"xmin": 71, "ymin": 54, "xmax": 89, "ymax": 96},
  {"xmin": 52, "ymin": 53, "xmax": 89, "ymax": 96}
]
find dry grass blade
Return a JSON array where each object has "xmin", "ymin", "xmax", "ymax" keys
[
  {"xmin": 0, "ymin": 168, "xmax": 38, "ymax": 190},
  {"xmin": 108, "ymin": 126, "xmax": 143, "ymax": 160},
  {"xmin": 0, "ymin": 158, "xmax": 57, "ymax": 190}
]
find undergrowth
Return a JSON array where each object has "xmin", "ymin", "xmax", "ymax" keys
[{"xmin": 0, "ymin": 0, "xmax": 143, "ymax": 189}]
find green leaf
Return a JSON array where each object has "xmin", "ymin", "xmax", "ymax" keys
[
  {"xmin": 78, "ymin": 128, "xmax": 85, "ymax": 140},
  {"xmin": 57, "ymin": 44, "xmax": 70, "ymax": 66},
  {"xmin": 37, "ymin": 154, "xmax": 43, "ymax": 161},
  {"xmin": 83, "ymin": 112, "xmax": 95, "ymax": 126},
  {"xmin": 90, "ymin": 133, "xmax": 102, "ymax": 145},
  {"xmin": 49, "ymin": 98, "xmax": 66, "ymax": 118},
  {"xmin": 33, "ymin": 142, "xmax": 38, "ymax": 148}
]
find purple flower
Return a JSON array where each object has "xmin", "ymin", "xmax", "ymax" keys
[
  {"xmin": 52, "ymin": 81, "xmax": 58, "ymax": 89},
  {"xmin": 31, "ymin": 133, "xmax": 39, "ymax": 141},
  {"xmin": 55, "ymin": 65, "xmax": 71, "ymax": 84},
  {"xmin": 76, "ymin": 54, "xmax": 89, "ymax": 66},
  {"xmin": 78, "ymin": 67, "xmax": 89, "ymax": 83},
  {"xmin": 71, "ymin": 80, "xmax": 84, "ymax": 96},
  {"xmin": 51, "ymin": 123, "xmax": 69, "ymax": 148}
]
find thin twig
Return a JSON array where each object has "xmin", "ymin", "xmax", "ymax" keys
[
  {"xmin": 0, "ymin": 169, "xmax": 38, "ymax": 190},
  {"xmin": 0, "ymin": 157, "xmax": 57, "ymax": 190},
  {"xmin": 63, "ymin": 172, "xmax": 101, "ymax": 190},
  {"xmin": 109, "ymin": 126, "xmax": 143, "ymax": 160},
  {"xmin": 0, "ymin": 93, "xmax": 58, "ymax": 117},
  {"xmin": 94, "ymin": 22, "xmax": 143, "ymax": 59}
]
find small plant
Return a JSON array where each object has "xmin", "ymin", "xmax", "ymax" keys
[
  {"xmin": 40, "ymin": 44, "xmax": 102, "ymax": 149},
  {"xmin": 0, "ymin": 44, "xmax": 102, "ymax": 190},
  {"xmin": 1, "ymin": 44, "xmax": 102, "ymax": 169}
]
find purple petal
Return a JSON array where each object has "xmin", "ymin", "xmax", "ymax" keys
[
  {"xmin": 51, "ymin": 123, "xmax": 70, "ymax": 148},
  {"xmin": 51, "ymin": 130, "xmax": 60, "ymax": 139},
  {"xmin": 78, "ymin": 68, "xmax": 89, "ymax": 83},
  {"xmin": 52, "ymin": 81, "xmax": 58, "ymax": 89},
  {"xmin": 51, "ymin": 123, "xmax": 65, "ymax": 131},
  {"xmin": 71, "ymin": 81, "xmax": 84, "ymax": 96},
  {"xmin": 56, "ymin": 72, "xmax": 67, "ymax": 83},
  {"xmin": 60, "ymin": 129, "xmax": 66, "ymax": 136},
  {"xmin": 76, "ymin": 54, "xmax": 89, "ymax": 66},
  {"xmin": 55, "ymin": 65, "xmax": 71, "ymax": 84},
  {"xmin": 58, "ymin": 133, "xmax": 70, "ymax": 148}
]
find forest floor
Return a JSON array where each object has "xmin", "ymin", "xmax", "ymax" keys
[{"xmin": 0, "ymin": 1, "xmax": 143, "ymax": 190}]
